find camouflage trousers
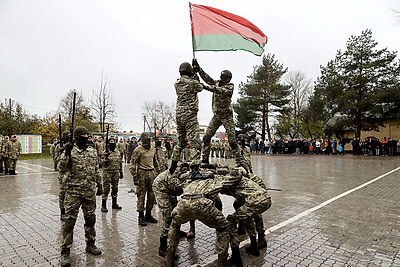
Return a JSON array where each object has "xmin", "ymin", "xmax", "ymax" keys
[
  {"xmin": 7, "ymin": 158, "xmax": 17, "ymax": 171},
  {"xmin": 229, "ymin": 194, "xmax": 271, "ymax": 247},
  {"xmin": 233, "ymin": 199, "xmax": 265, "ymax": 238},
  {"xmin": 167, "ymin": 198, "xmax": 231, "ymax": 262},
  {"xmin": 102, "ymin": 171, "xmax": 120, "ymax": 200},
  {"xmin": 58, "ymin": 172, "xmax": 66, "ymax": 209},
  {"xmin": 0, "ymin": 156, "xmax": 4, "ymax": 170},
  {"xmin": 171, "ymin": 112, "xmax": 201, "ymax": 166},
  {"xmin": 61, "ymin": 192, "xmax": 97, "ymax": 250},
  {"xmin": 202, "ymin": 115, "xmax": 240, "ymax": 163},
  {"xmin": 154, "ymin": 190, "xmax": 178, "ymax": 237},
  {"xmin": 136, "ymin": 169, "xmax": 157, "ymax": 212}
]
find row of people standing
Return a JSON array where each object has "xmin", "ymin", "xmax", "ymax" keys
[{"xmin": 0, "ymin": 135, "xmax": 22, "ymax": 175}]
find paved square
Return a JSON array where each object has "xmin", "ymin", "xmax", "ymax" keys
[{"xmin": 1, "ymin": 154, "xmax": 399, "ymax": 266}]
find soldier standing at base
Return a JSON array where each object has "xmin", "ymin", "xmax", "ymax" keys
[
  {"xmin": 117, "ymin": 138, "xmax": 126, "ymax": 163},
  {"xmin": 153, "ymin": 163, "xmax": 190, "ymax": 257},
  {"xmin": 129, "ymin": 132, "xmax": 160, "ymax": 226},
  {"xmin": 192, "ymin": 59, "xmax": 246, "ymax": 169},
  {"xmin": 5, "ymin": 135, "xmax": 22, "ymax": 175},
  {"xmin": 58, "ymin": 126, "xmax": 103, "ymax": 267},
  {"xmin": 155, "ymin": 135, "xmax": 169, "ymax": 172},
  {"xmin": 50, "ymin": 138, "xmax": 59, "ymax": 171},
  {"xmin": 101, "ymin": 136, "xmax": 123, "ymax": 212},
  {"xmin": 0, "ymin": 135, "xmax": 7, "ymax": 173},
  {"xmin": 166, "ymin": 167, "xmax": 245, "ymax": 267}
]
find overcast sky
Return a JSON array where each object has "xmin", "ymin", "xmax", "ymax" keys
[{"xmin": 1, "ymin": 0, "xmax": 399, "ymax": 132}]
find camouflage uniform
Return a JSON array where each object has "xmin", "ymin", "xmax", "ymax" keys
[
  {"xmin": 50, "ymin": 140, "xmax": 58, "ymax": 170},
  {"xmin": 171, "ymin": 74, "xmax": 204, "ymax": 166},
  {"xmin": 0, "ymin": 136, "xmax": 8, "ymax": 173},
  {"xmin": 95, "ymin": 139, "xmax": 105, "ymax": 166},
  {"xmin": 155, "ymin": 143, "xmax": 169, "ymax": 173},
  {"xmin": 58, "ymin": 130, "xmax": 103, "ymax": 265},
  {"xmin": 117, "ymin": 140, "xmax": 126, "ymax": 162},
  {"xmin": 101, "ymin": 147, "xmax": 123, "ymax": 208},
  {"xmin": 197, "ymin": 67, "xmax": 241, "ymax": 164},
  {"xmin": 221, "ymin": 175, "xmax": 271, "ymax": 255},
  {"xmin": 129, "ymin": 135, "xmax": 160, "ymax": 225},
  {"xmin": 5, "ymin": 136, "xmax": 22, "ymax": 174},
  {"xmin": 54, "ymin": 143, "xmax": 66, "ymax": 215},
  {"xmin": 166, "ymin": 168, "xmax": 243, "ymax": 266}
]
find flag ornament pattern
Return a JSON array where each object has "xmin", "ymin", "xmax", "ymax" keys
[{"xmin": 190, "ymin": 3, "xmax": 267, "ymax": 56}]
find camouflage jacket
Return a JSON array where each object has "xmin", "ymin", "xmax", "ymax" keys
[
  {"xmin": 240, "ymin": 145, "xmax": 252, "ymax": 170},
  {"xmin": 221, "ymin": 176, "xmax": 268, "ymax": 203},
  {"xmin": 155, "ymin": 146, "xmax": 169, "ymax": 173},
  {"xmin": 153, "ymin": 169, "xmax": 184, "ymax": 196},
  {"xmin": 182, "ymin": 168, "xmax": 242, "ymax": 197},
  {"xmin": 198, "ymin": 68, "xmax": 234, "ymax": 117},
  {"xmin": 117, "ymin": 142, "xmax": 126, "ymax": 155},
  {"xmin": 58, "ymin": 145, "xmax": 102, "ymax": 198},
  {"xmin": 54, "ymin": 144, "xmax": 65, "ymax": 166},
  {"xmin": 101, "ymin": 149, "xmax": 122, "ymax": 173},
  {"xmin": 0, "ymin": 139, "xmax": 8, "ymax": 154},
  {"xmin": 175, "ymin": 75, "xmax": 203, "ymax": 115},
  {"xmin": 6, "ymin": 140, "xmax": 22, "ymax": 159},
  {"xmin": 129, "ymin": 145, "xmax": 160, "ymax": 177}
]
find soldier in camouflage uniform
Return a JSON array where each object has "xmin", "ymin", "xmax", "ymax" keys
[
  {"xmin": 221, "ymin": 173, "xmax": 271, "ymax": 257},
  {"xmin": 129, "ymin": 132, "xmax": 160, "ymax": 226},
  {"xmin": 166, "ymin": 167, "xmax": 246, "ymax": 267},
  {"xmin": 95, "ymin": 137, "xmax": 105, "ymax": 167},
  {"xmin": 55, "ymin": 131, "xmax": 70, "ymax": 221},
  {"xmin": 153, "ymin": 163, "xmax": 190, "ymax": 257},
  {"xmin": 50, "ymin": 138, "xmax": 59, "ymax": 171},
  {"xmin": 0, "ymin": 135, "xmax": 8, "ymax": 173},
  {"xmin": 101, "ymin": 136, "xmax": 123, "ymax": 212},
  {"xmin": 169, "ymin": 62, "xmax": 212, "ymax": 181},
  {"xmin": 5, "ymin": 135, "xmax": 22, "ymax": 175},
  {"xmin": 155, "ymin": 136, "xmax": 169, "ymax": 173},
  {"xmin": 58, "ymin": 126, "xmax": 103, "ymax": 267},
  {"xmin": 238, "ymin": 134, "xmax": 253, "ymax": 173},
  {"xmin": 192, "ymin": 59, "xmax": 244, "ymax": 168},
  {"xmin": 116, "ymin": 138, "xmax": 126, "ymax": 163}
]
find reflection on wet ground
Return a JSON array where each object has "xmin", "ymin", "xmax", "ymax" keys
[{"xmin": 0, "ymin": 155, "xmax": 399, "ymax": 266}]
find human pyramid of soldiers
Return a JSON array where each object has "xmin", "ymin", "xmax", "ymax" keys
[{"xmin": 56, "ymin": 59, "xmax": 272, "ymax": 267}]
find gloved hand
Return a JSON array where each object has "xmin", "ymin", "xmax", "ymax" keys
[
  {"xmin": 65, "ymin": 142, "xmax": 73, "ymax": 156},
  {"xmin": 133, "ymin": 176, "xmax": 139, "ymax": 186},
  {"xmin": 192, "ymin": 58, "xmax": 200, "ymax": 72},
  {"xmin": 96, "ymin": 185, "xmax": 103, "ymax": 196},
  {"xmin": 119, "ymin": 170, "xmax": 124, "ymax": 179}
]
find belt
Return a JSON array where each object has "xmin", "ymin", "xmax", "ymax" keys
[
  {"xmin": 138, "ymin": 168, "xmax": 154, "ymax": 171},
  {"xmin": 181, "ymin": 194, "xmax": 206, "ymax": 199}
]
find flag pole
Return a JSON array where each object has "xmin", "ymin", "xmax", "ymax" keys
[{"xmin": 189, "ymin": 2, "xmax": 195, "ymax": 59}]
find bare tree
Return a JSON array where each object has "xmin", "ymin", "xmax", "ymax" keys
[
  {"xmin": 142, "ymin": 101, "xmax": 175, "ymax": 133},
  {"xmin": 285, "ymin": 71, "xmax": 313, "ymax": 118},
  {"xmin": 91, "ymin": 72, "xmax": 116, "ymax": 133}
]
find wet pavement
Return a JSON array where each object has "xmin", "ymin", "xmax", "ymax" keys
[{"xmin": 1, "ymin": 154, "xmax": 400, "ymax": 266}]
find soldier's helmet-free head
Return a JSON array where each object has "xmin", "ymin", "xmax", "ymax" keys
[
  {"xmin": 179, "ymin": 62, "xmax": 194, "ymax": 77},
  {"xmin": 141, "ymin": 132, "xmax": 151, "ymax": 149},
  {"xmin": 220, "ymin": 70, "xmax": 232, "ymax": 84}
]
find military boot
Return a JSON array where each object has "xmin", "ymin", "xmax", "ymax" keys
[
  {"xmin": 112, "ymin": 197, "xmax": 122, "ymax": 209},
  {"xmin": 229, "ymin": 246, "xmax": 243, "ymax": 267},
  {"xmin": 245, "ymin": 236, "xmax": 260, "ymax": 256},
  {"xmin": 0, "ymin": 168, "xmax": 3, "ymax": 173},
  {"xmin": 60, "ymin": 208, "xmax": 66, "ymax": 221},
  {"xmin": 145, "ymin": 210, "xmax": 158, "ymax": 223},
  {"xmin": 101, "ymin": 199, "xmax": 108, "ymax": 212},
  {"xmin": 190, "ymin": 165, "xmax": 214, "ymax": 180},
  {"xmin": 166, "ymin": 247, "xmax": 177, "ymax": 267},
  {"xmin": 9, "ymin": 170, "xmax": 17, "ymax": 175},
  {"xmin": 257, "ymin": 233, "xmax": 268, "ymax": 249},
  {"xmin": 158, "ymin": 236, "xmax": 168, "ymax": 257},
  {"xmin": 4, "ymin": 168, "xmax": 8, "ymax": 174},
  {"xmin": 86, "ymin": 242, "xmax": 102, "ymax": 255},
  {"xmin": 60, "ymin": 248, "xmax": 70, "ymax": 267},
  {"xmin": 138, "ymin": 212, "xmax": 147, "ymax": 226},
  {"xmin": 237, "ymin": 221, "xmax": 246, "ymax": 235}
]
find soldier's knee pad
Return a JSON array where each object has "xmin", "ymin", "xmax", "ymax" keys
[{"xmin": 84, "ymin": 214, "xmax": 96, "ymax": 228}]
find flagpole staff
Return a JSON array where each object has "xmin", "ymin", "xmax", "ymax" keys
[{"xmin": 189, "ymin": 2, "xmax": 195, "ymax": 59}]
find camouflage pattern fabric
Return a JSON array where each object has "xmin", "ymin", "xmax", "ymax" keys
[
  {"xmin": 153, "ymin": 170, "xmax": 185, "ymax": 237},
  {"xmin": 101, "ymin": 149, "xmax": 123, "ymax": 199},
  {"xmin": 155, "ymin": 146, "xmax": 169, "ymax": 173},
  {"xmin": 197, "ymin": 67, "xmax": 240, "ymax": 163},
  {"xmin": 57, "ymin": 145, "xmax": 102, "ymax": 250},
  {"xmin": 129, "ymin": 145, "xmax": 159, "ymax": 212},
  {"xmin": 166, "ymin": 169, "xmax": 244, "ymax": 263},
  {"xmin": 171, "ymin": 75, "xmax": 203, "ymax": 166},
  {"xmin": 55, "ymin": 144, "xmax": 67, "ymax": 209},
  {"xmin": 5, "ymin": 140, "xmax": 21, "ymax": 171}
]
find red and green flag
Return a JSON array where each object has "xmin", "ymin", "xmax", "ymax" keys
[{"xmin": 189, "ymin": 3, "xmax": 267, "ymax": 56}]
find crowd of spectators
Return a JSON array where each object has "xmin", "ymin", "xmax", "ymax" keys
[{"xmin": 248, "ymin": 137, "xmax": 400, "ymax": 156}]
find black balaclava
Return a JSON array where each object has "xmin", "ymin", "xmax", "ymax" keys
[
  {"xmin": 73, "ymin": 126, "xmax": 89, "ymax": 149},
  {"xmin": 109, "ymin": 142, "xmax": 116, "ymax": 151},
  {"xmin": 141, "ymin": 132, "xmax": 151, "ymax": 150}
]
